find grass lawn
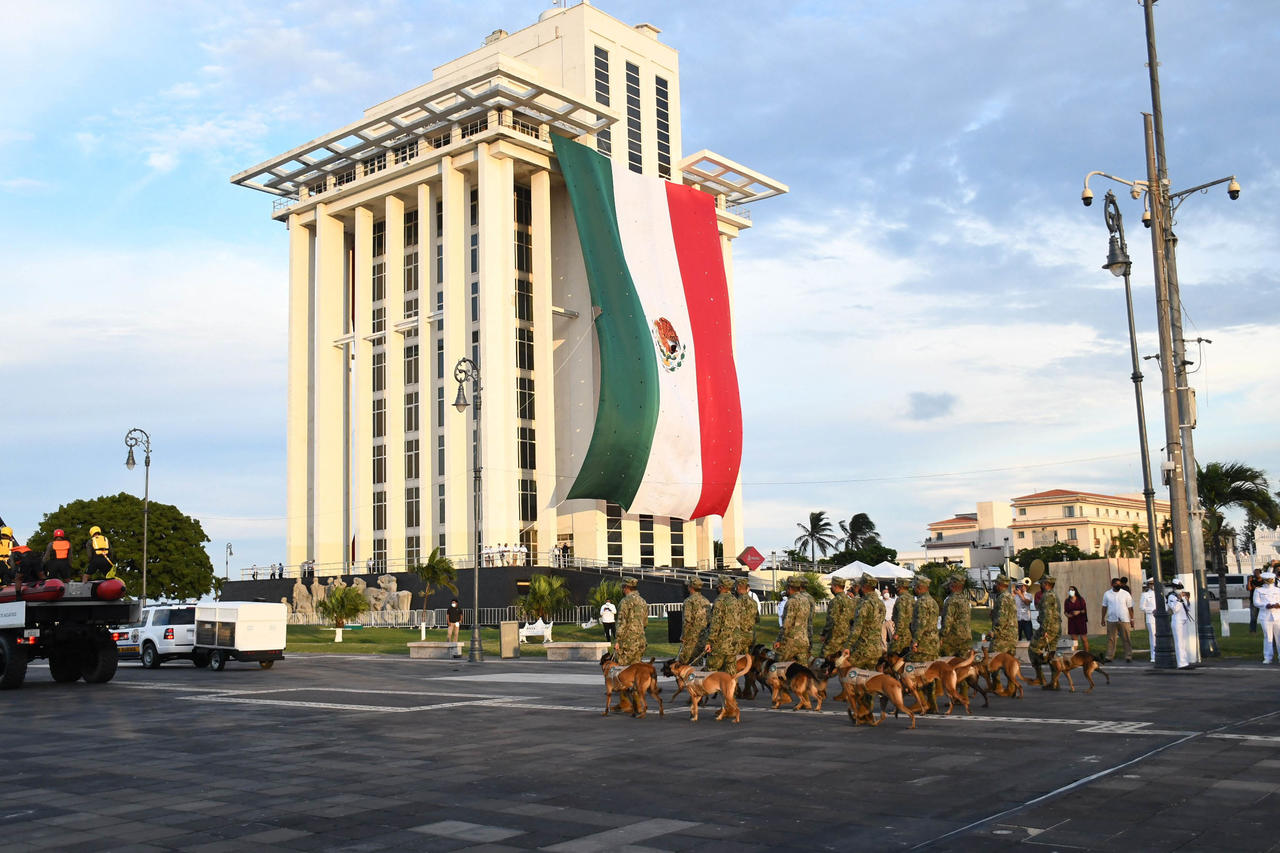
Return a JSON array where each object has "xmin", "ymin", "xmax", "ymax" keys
[{"xmin": 286, "ymin": 614, "xmax": 1267, "ymax": 660}]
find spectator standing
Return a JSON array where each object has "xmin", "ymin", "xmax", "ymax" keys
[
  {"xmin": 1139, "ymin": 578, "xmax": 1158, "ymax": 662},
  {"xmin": 1014, "ymin": 578, "xmax": 1034, "ymax": 641},
  {"xmin": 599, "ymin": 597, "xmax": 617, "ymax": 643},
  {"xmin": 1253, "ymin": 570, "xmax": 1280, "ymax": 663},
  {"xmin": 1101, "ymin": 577, "xmax": 1134, "ymax": 663},
  {"xmin": 1166, "ymin": 579, "xmax": 1193, "ymax": 668},
  {"xmin": 446, "ymin": 599, "xmax": 462, "ymax": 645},
  {"xmin": 1247, "ymin": 568, "xmax": 1264, "ymax": 633},
  {"xmin": 1063, "ymin": 586, "xmax": 1089, "ymax": 654}
]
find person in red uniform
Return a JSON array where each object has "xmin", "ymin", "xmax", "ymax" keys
[{"xmin": 42, "ymin": 529, "xmax": 74, "ymax": 581}]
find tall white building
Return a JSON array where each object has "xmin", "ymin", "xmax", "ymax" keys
[{"xmin": 232, "ymin": 2, "xmax": 785, "ymax": 573}]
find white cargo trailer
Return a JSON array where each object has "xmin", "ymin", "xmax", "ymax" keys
[{"xmin": 194, "ymin": 602, "xmax": 287, "ymax": 670}]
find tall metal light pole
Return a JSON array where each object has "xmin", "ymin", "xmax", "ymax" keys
[
  {"xmin": 453, "ymin": 357, "xmax": 484, "ymax": 663},
  {"xmin": 225, "ymin": 543, "xmax": 233, "ymax": 579},
  {"xmin": 1101, "ymin": 190, "xmax": 1176, "ymax": 669},
  {"xmin": 124, "ymin": 428, "xmax": 151, "ymax": 607}
]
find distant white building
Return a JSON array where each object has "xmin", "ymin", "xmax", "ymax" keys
[{"xmin": 897, "ymin": 500, "xmax": 1012, "ymax": 572}]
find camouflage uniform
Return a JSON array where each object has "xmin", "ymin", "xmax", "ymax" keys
[
  {"xmin": 706, "ymin": 579, "xmax": 737, "ymax": 672},
  {"xmin": 820, "ymin": 581, "xmax": 856, "ymax": 659},
  {"xmin": 910, "ymin": 585, "xmax": 941, "ymax": 662},
  {"xmin": 613, "ymin": 581, "xmax": 648, "ymax": 665},
  {"xmin": 678, "ymin": 583, "xmax": 711, "ymax": 665},
  {"xmin": 939, "ymin": 580, "xmax": 973, "ymax": 657},
  {"xmin": 846, "ymin": 573, "xmax": 887, "ymax": 669},
  {"xmin": 731, "ymin": 582, "xmax": 759, "ymax": 659},
  {"xmin": 891, "ymin": 582, "xmax": 915, "ymax": 654},
  {"xmin": 1030, "ymin": 581, "xmax": 1061, "ymax": 684},
  {"xmin": 776, "ymin": 577, "xmax": 814, "ymax": 662},
  {"xmin": 989, "ymin": 584, "xmax": 1018, "ymax": 656}
]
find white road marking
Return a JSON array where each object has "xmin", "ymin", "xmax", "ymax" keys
[
  {"xmin": 432, "ymin": 673, "xmax": 604, "ymax": 685},
  {"xmin": 180, "ymin": 695, "xmax": 530, "ymax": 713}
]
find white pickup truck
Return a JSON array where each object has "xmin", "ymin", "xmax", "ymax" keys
[{"xmin": 118, "ymin": 604, "xmax": 206, "ymax": 668}]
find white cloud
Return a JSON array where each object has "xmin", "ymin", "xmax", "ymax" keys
[
  {"xmin": 0, "ymin": 177, "xmax": 49, "ymax": 192},
  {"xmin": 146, "ymin": 151, "xmax": 178, "ymax": 172}
]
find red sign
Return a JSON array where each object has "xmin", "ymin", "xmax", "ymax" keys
[{"xmin": 737, "ymin": 547, "xmax": 765, "ymax": 571}]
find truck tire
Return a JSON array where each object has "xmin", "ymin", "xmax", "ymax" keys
[
  {"xmin": 258, "ymin": 660, "xmax": 274, "ymax": 670},
  {"xmin": 142, "ymin": 642, "xmax": 161, "ymax": 669},
  {"xmin": 49, "ymin": 646, "xmax": 83, "ymax": 683},
  {"xmin": 192, "ymin": 650, "xmax": 211, "ymax": 668},
  {"xmin": 81, "ymin": 631, "xmax": 120, "ymax": 684},
  {"xmin": 210, "ymin": 650, "xmax": 228, "ymax": 671},
  {"xmin": 0, "ymin": 634, "xmax": 28, "ymax": 689}
]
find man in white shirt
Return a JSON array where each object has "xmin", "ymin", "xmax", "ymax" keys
[
  {"xmin": 1253, "ymin": 571, "xmax": 1280, "ymax": 664},
  {"xmin": 599, "ymin": 598, "xmax": 617, "ymax": 643},
  {"xmin": 1100, "ymin": 576, "xmax": 1134, "ymax": 663},
  {"xmin": 1014, "ymin": 578, "xmax": 1034, "ymax": 640},
  {"xmin": 1139, "ymin": 578, "xmax": 1158, "ymax": 662}
]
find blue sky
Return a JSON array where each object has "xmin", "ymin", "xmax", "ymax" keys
[{"xmin": 3, "ymin": 1, "xmax": 1277, "ymax": 574}]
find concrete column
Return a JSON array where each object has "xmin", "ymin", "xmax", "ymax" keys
[
  {"xmin": 719, "ymin": 232, "xmax": 745, "ymax": 565},
  {"xmin": 384, "ymin": 195, "xmax": 406, "ymax": 570},
  {"xmin": 654, "ymin": 517, "xmax": 672, "ymax": 568},
  {"xmin": 353, "ymin": 207, "xmax": 374, "ymax": 568},
  {"xmin": 530, "ymin": 168, "xmax": 556, "ymax": 563},
  {"xmin": 477, "ymin": 142, "xmax": 518, "ymax": 550},
  {"xmin": 417, "ymin": 182, "xmax": 436, "ymax": 544},
  {"xmin": 286, "ymin": 214, "xmax": 312, "ymax": 569},
  {"xmin": 621, "ymin": 514, "xmax": 640, "ymax": 567},
  {"xmin": 572, "ymin": 505, "xmax": 607, "ymax": 566},
  {"xmin": 313, "ymin": 203, "xmax": 347, "ymax": 569},
  {"xmin": 440, "ymin": 156, "xmax": 470, "ymax": 560},
  {"xmin": 695, "ymin": 517, "xmax": 715, "ymax": 570}
]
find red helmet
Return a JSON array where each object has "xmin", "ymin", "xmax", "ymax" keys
[{"xmin": 54, "ymin": 529, "xmax": 65, "ymax": 538}]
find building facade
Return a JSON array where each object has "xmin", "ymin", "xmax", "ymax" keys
[
  {"xmin": 897, "ymin": 500, "xmax": 1012, "ymax": 571},
  {"xmin": 232, "ymin": 3, "xmax": 784, "ymax": 573},
  {"xmin": 1009, "ymin": 488, "xmax": 1172, "ymax": 557}
]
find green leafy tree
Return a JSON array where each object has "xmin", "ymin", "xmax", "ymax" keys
[
  {"xmin": 794, "ymin": 511, "xmax": 837, "ymax": 574},
  {"xmin": 1108, "ymin": 524, "xmax": 1147, "ymax": 559},
  {"xmin": 837, "ymin": 513, "xmax": 879, "ymax": 552},
  {"xmin": 27, "ymin": 493, "xmax": 214, "ymax": 601},
  {"xmin": 410, "ymin": 547, "xmax": 458, "ymax": 606},
  {"xmin": 514, "ymin": 574, "xmax": 574, "ymax": 622},
  {"xmin": 316, "ymin": 585, "xmax": 370, "ymax": 628},
  {"xmin": 1012, "ymin": 542, "xmax": 1099, "ymax": 570},
  {"xmin": 918, "ymin": 562, "xmax": 963, "ymax": 606},
  {"xmin": 587, "ymin": 579, "xmax": 623, "ymax": 611},
  {"xmin": 800, "ymin": 571, "xmax": 830, "ymax": 602},
  {"xmin": 1198, "ymin": 462, "xmax": 1280, "ymax": 602}
]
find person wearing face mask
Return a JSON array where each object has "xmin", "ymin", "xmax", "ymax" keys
[
  {"xmin": 1063, "ymin": 585, "xmax": 1089, "ymax": 655},
  {"xmin": 1101, "ymin": 576, "xmax": 1135, "ymax": 663}
]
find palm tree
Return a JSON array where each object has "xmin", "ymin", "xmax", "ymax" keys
[
  {"xmin": 1198, "ymin": 462, "xmax": 1280, "ymax": 603},
  {"xmin": 794, "ymin": 511, "xmax": 837, "ymax": 573},
  {"xmin": 410, "ymin": 547, "xmax": 458, "ymax": 608},
  {"xmin": 514, "ymin": 574, "xmax": 574, "ymax": 622},
  {"xmin": 800, "ymin": 571, "xmax": 830, "ymax": 602},
  {"xmin": 837, "ymin": 512, "xmax": 879, "ymax": 552},
  {"xmin": 1108, "ymin": 524, "xmax": 1147, "ymax": 559},
  {"xmin": 316, "ymin": 585, "xmax": 370, "ymax": 641},
  {"xmin": 587, "ymin": 579, "xmax": 623, "ymax": 611}
]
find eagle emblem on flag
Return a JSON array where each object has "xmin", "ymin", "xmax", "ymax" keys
[{"xmin": 651, "ymin": 317, "xmax": 686, "ymax": 371}]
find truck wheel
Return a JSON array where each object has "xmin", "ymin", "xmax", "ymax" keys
[
  {"xmin": 142, "ymin": 643, "xmax": 161, "ymax": 669},
  {"xmin": 0, "ymin": 634, "xmax": 28, "ymax": 690},
  {"xmin": 49, "ymin": 646, "xmax": 83, "ymax": 683},
  {"xmin": 81, "ymin": 632, "xmax": 120, "ymax": 684},
  {"xmin": 192, "ymin": 651, "xmax": 211, "ymax": 668},
  {"xmin": 210, "ymin": 650, "xmax": 227, "ymax": 671},
  {"xmin": 258, "ymin": 660, "xmax": 274, "ymax": 670}
]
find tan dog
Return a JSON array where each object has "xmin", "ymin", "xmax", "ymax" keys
[
  {"xmin": 669, "ymin": 655, "xmax": 752, "ymax": 722},
  {"xmin": 1047, "ymin": 650, "xmax": 1110, "ymax": 693},
  {"xmin": 763, "ymin": 660, "xmax": 827, "ymax": 711},
  {"xmin": 885, "ymin": 651, "xmax": 970, "ymax": 715},
  {"xmin": 836, "ymin": 667, "xmax": 916, "ymax": 729},
  {"xmin": 945, "ymin": 649, "xmax": 990, "ymax": 709},
  {"xmin": 600, "ymin": 652, "xmax": 664, "ymax": 718},
  {"xmin": 978, "ymin": 646, "xmax": 1026, "ymax": 698}
]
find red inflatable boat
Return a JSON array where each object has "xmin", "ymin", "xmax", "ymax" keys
[{"xmin": 0, "ymin": 578, "xmax": 66, "ymax": 603}]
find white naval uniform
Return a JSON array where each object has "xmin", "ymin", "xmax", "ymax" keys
[
  {"xmin": 1167, "ymin": 591, "xmax": 1193, "ymax": 668},
  {"xmin": 1140, "ymin": 589, "xmax": 1157, "ymax": 662},
  {"xmin": 1252, "ymin": 584, "xmax": 1280, "ymax": 663}
]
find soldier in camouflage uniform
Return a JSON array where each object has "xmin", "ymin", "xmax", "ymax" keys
[
  {"xmin": 613, "ymin": 576, "xmax": 648, "ymax": 665},
  {"xmin": 819, "ymin": 576, "xmax": 857, "ymax": 659},
  {"xmin": 890, "ymin": 575, "xmax": 915, "ymax": 654},
  {"xmin": 774, "ymin": 575, "xmax": 814, "ymax": 662},
  {"xmin": 939, "ymin": 574, "xmax": 973, "ymax": 657},
  {"xmin": 678, "ymin": 577, "xmax": 711, "ymax": 665},
  {"xmin": 732, "ymin": 577, "xmax": 760, "ymax": 661},
  {"xmin": 705, "ymin": 575, "xmax": 737, "ymax": 672},
  {"xmin": 909, "ymin": 576, "xmax": 940, "ymax": 662},
  {"xmin": 988, "ymin": 574, "xmax": 1018, "ymax": 656},
  {"xmin": 1030, "ymin": 575, "xmax": 1062, "ymax": 687},
  {"xmin": 846, "ymin": 572, "xmax": 887, "ymax": 669}
]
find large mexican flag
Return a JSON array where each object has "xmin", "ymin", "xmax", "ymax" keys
[{"xmin": 553, "ymin": 134, "xmax": 742, "ymax": 521}]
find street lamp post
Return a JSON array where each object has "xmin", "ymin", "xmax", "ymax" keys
[
  {"xmin": 225, "ymin": 543, "xmax": 233, "ymax": 579},
  {"xmin": 124, "ymin": 428, "xmax": 151, "ymax": 608},
  {"xmin": 1100, "ymin": 190, "xmax": 1176, "ymax": 670},
  {"xmin": 453, "ymin": 357, "xmax": 484, "ymax": 663}
]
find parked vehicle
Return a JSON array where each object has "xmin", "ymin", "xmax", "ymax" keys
[
  {"xmin": 113, "ymin": 604, "xmax": 207, "ymax": 668},
  {"xmin": 194, "ymin": 602, "xmax": 286, "ymax": 670},
  {"xmin": 1204, "ymin": 573, "xmax": 1248, "ymax": 601},
  {"xmin": 1, "ymin": 585, "xmax": 139, "ymax": 689}
]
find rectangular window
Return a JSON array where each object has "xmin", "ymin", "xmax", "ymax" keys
[
  {"xmin": 334, "ymin": 168, "xmax": 356, "ymax": 188},
  {"xmin": 515, "ymin": 277, "xmax": 532, "ymax": 322},
  {"xmin": 518, "ymin": 425, "xmax": 536, "ymax": 471},
  {"xmin": 606, "ymin": 502, "xmax": 623, "ymax": 567},
  {"xmin": 520, "ymin": 528, "xmax": 537, "ymax": 567},
  {"xmin": 1017, "ymin": 531, "xmax": 1025, "ymax": 539},
  {"xmin": 404, "ymin": 390, "xmax": 419, "ymax": 433},
  {"xmin": 436, "ymin": 339, "xmax": 444, "ymax": 380},
  {"xmin": 670, "ymin": 517, "xmax": 684, "ymax": 569},
  {"xmin": 516, "ymin": 327, "xmax": 534, "ymax": 371},
  {"xmin": 393, "ymin": 140, "xmax": 417, "ymax": 165},
  {"xmin": 655, "ymin": 76, "xmax": 671, "ymax": 179},
  {"xmin": 372, "ymin": 399, "xmax": 385, "ymax": 439},
  {"xmin": 639, "ymin": 514, "xmax": 654, "ymax": 567},
  {"xmin": 1063, "ymin": 506, "xmax": 1075, "ymax": 518},
  {"xmin": 516, "ymin": 376, "xmax": 534, "ymax": 420},
  {"xmin": 438, "ymin": 483, "xmax": 445, "ymax": 525},
  {"xmin": 363, "ymin": 153, "xmax": 386, "ymax": 177},
  {"xmin": 472, "ymin": 330, "xmax": 480, "ymax": 372},
  {"xmin": 372, "ymin": 351, "xmax": 385, "ymax": 393},
  {"xmin": 436, "ymin": 386, "xmax": 444, "ymax": 430},
  {"xmin": 406, "ymin": 438, "xmax": 420, "ymax": 480},
  {"xmin": 471, "ymin": 280, "xmax": 479, "ymax": 322},
  {"xmin": 436, "ymin": 434, "xmax": 445, "ymax": 476},
  {"xmin": 373, "ymin": 537, "xmax": 386, "ymax": 567},
  {"xmin": 470, "ymin": 187, "xmax": 478, "ymax": 227},
  {"xmin": 404, "ymin": 343, "xmax": 419, "ymax": 386},
  {"xmin": 1018, "ymin": 508, "xmax": 1027, "ymax": 516},
  {"xmin": 406, "ymin": 535, "xmax": 421, "ymax": 567},
  {"xmin": 514, "ymin": 185, "xmax": 531, "ymax": 227},
  {"xmin": 404, "ymin": 209, "xmax": 418, "ymax": 247},
  {"xmin": 519, "ymin": 478, "xmax": 537, "ymax": 524},
  {"xmin": 515, "ymin": 230, "xmax": 532, "ymax": 274},
  {"xmin": 594, "ymin": 46, "xmax": 612, "ymax": 157},
  {"xmin": 1067, "ymin": 528, "xmax": 1078, "ymax": 540},
  {"xmin": 406, "ymin": 486, "xmax": 420, "ymax": 529},
  {"xmin": 404, "ymin": 251, "xmax": 419, "ymax": 317},
  {"xmin": 470, "ymin": 233, "xmax": 478, "ymax": 277},
  {"xmin": 373, "ymin": 490, "xmax": 386, "ymax": 532},
  {"xmin": 372, "ymin": 260, "xmax": 386, "ymax": 303},
  {"xmin": 372, "ymin": 220, "xmax": 386, "ymax": 258},
  {"xmin": 625, "ymin": 61, "xmax": 642, "ymax": 174},
  {"xmin": 372, "ymin": 444, "xmax": 386, "ymax": 485}
]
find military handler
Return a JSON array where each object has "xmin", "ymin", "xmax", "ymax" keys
[
  {"xmin": 988, "ymin": 574, "xmax": 1018, "ymax": 656},
  {"xmin": 678, "ymin": 578, "xmax": 711, "ymax": 665},
  {"xmin": 909, "ymin": 575, "xmax": 940, "ymax": 662},
  {"xmin": 890, "ymin": 576, "xmax": 915, "ymax": 653},
  {"xmin": 939, "ymin": 573, "xmax": 973, "ymax": 657},
  {"xmin": 613, "ymin": 576, "xmax": 648, "ymax": 665},
  {"xmin": 1030, "ymin": 574, "xmax": 1062, "ymax": 687},
  {"xmin": 774, "ymin": 575, "xmax": 814, "ymax": 662},
  {"xmin": 732, "ymin": 576, "xmax": 759, "ymax": 662},
  {"xmin": 705, "ymin": 575, "xmax": 737, "ymax": 672},
  {"xmin": 846, "ymin": 572, "xmax": 887, "ymax": 669},
  {"xmin": 819, "ymin": 576, "xmax": 856, "ymax": 659}
]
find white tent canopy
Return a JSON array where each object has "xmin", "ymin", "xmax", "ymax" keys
[
  {"xmin": 826, "ymin": 560, "xmax": 910, "ymax": 580},
  {"xmin": 872, "ymin": 561, "xmax": 914, "ymax": 579}
]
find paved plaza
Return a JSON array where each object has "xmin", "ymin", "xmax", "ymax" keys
[{"xmin": 4, "ymin": 652, "xmax": 1280, "ymax": 852}]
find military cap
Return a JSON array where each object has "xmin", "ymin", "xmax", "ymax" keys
[
  {"xmin": 621, "ymin": 576, "xmax": 639, "ymax": 588},
  {"xmin": 948, "ymin": 573, "xmax": 966, "ymax": 585},
  {"xmin": 786, "ymin": 574, "xmax": 804, "ymax": 587},
  {"xmin": 830, "ymin": 576, "xmax": 847, "ymax": 589},
  {"xmin": 860, "ymin": 572, "xmax": 878, "ymax": 587},
  {"xmin": 1039, "ymin": 574, "xmax": 1056, "ymax": 585},
  {"xmin": 895, "ymin": 576, "xmax": 912, "ymax": 589},
  {"xmin": 687, "ymin": 577, "xmax": 703, "ymax": 589},
  {"xmin": 717, "ymin": 574, "xmax": 733, "ymax": 588},
  {"xmin": 914, "ymin": 575, "xmax": 931, "ymax": 587},
  {"xmin": 735, "ymin": 575, "xmax": 750, "ymax": 587},
  {"xmin": 995, "ymin": 574, "xmax": 1011, "ymax": 586}
]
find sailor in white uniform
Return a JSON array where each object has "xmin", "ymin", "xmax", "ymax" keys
[
  {"xmin": 1252, "ymin": 571, "xmax": 1280, "ymax": 664},
  {"xmin": 1139, "ymin": 578, "xmax": 1158, "ymax": 663},
  {"xmin": 1166, "ymin": 578, "xmax": 1193, "ymax": 668}
]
